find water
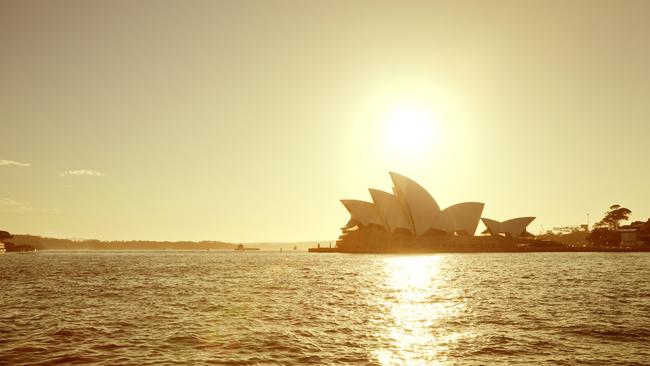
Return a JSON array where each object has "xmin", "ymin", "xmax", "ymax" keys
[{"xmin": 1, "ymin": 251, "xmax": 649, "ymax": 365}]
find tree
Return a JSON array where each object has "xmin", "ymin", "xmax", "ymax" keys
[
  {"xmin": 593, "ymin": 204, "xmax": 631, "ymax": 231},
  {"xmin": 586, "ymin": 228, "xmax": 621, "ymax": 246},
  {"xmin": 0, "ymin": 230, "xmax": 13, "ymax": 240},
  {"xmin": 621, "ymin": 221, "xmax": 645, "ymax": 230},
  {"xmin": 587, "ymin": 204, "xmax": 631, "ymax": 246}
]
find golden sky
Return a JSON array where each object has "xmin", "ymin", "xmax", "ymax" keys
[{"xmin": 1, "ymin": 0, "xmax": 649, "ymax": 242}]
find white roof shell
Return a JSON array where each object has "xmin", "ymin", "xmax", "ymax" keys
[
  {"xmin": 439, "ymin": 202, "xmax": 485, "ymax": 235},
  {"xmin": 481, "ymin": 217, "xmax": 535, "ymax": 237},
  {"xmin": 389, "ymin": 172, "xmax": 441, "ymax": 236},
  {"xmin": 369, "ymin": 189, "xmax": 413, "ymax": 233},
  {"xmin": 340, "ymin": 199, "xmax": 385, "ymax": 228},
  {"xmin": 481, "ymin": 218, "xmax": 502, "ymax": 236},
  {"xmin": 501, "ymin": 217, "xmax": 535, "ymax": 237},
  {"xmin": 338, "ymin": 172, "xmax": 535, "ymax": 238}
]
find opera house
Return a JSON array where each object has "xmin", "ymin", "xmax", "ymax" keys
[{"xmin": 311, "ymin": 172, "xmax": 552, "ymax": 253}]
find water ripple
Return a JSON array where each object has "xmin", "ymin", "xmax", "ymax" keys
[{"xmin": 1, "ymin": 251, "xmax": 649, "ymax": 365}]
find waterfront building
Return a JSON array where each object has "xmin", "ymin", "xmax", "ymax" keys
[
  {"xmin": 0, "ymin": 230, "xmax": 12, "ymax": 254},
  {"xmin": 332, "ymin": 172, "xmax": 537, "ymax": 252}
]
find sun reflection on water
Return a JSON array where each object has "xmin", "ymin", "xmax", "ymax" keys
[{"xmin": 373, "ymin": 255, "xmax": 465, "ymax": 366}]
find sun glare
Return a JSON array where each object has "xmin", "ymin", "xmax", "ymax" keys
[
  {"xmin": 373, "ymin": 256, "xmax": 465, "ymax": 365},
  {"xmin": 386, "ymin": 105, "xmax": 437, "ymax": 155}
]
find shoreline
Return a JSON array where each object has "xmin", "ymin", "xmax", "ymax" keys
[{"xmin": 308, "ymin": 247, "xmax": 650, "ymax": 253}]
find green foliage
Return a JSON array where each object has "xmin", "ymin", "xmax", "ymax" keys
[
  {"xmin": 593, "ymin": 204, "xmax": 631, "ymax": 231},
  {"xmin": 587, "ymin": 204, "xmax": 631, "ymax": 246},
  {"xmin": 12, "ymin": 234, "xmax": 236, "ymax": 250},
  {"xmin": 0, "ymin": 230, "xmax": 13, "ymax": 240},
  {"xmin": 622, "ymin": 221, "xmax": 646, "ymax": 230},
  {"xmin": 586, "ymin": 227, "xmax": 621, "ymax": 246}
]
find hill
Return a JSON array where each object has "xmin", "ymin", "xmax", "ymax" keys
[{"xmin": 12, "ymin": 235, "xmax": 236, "ymax": 251}]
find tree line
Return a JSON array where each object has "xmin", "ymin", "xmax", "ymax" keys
[
  {"xmin": 587, "ymin": 204, "xmax": 650, "ymax": 246},
  {"xmin": 9, "ymin": 234, "xmax": 236, "ymax": 250}
]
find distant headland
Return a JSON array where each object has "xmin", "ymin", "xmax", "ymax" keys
[
  {"xmin": 3, "ymin": 233, "xmax": 236, "ymax": 251},
  {"xmin": 0, "ymin": 233, "xmax": 326, "ymax": 252}
]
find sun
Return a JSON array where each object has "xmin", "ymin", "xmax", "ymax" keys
[{"xmin": 386, "ymin": 105, "xmax": 436, "ymax": 155}]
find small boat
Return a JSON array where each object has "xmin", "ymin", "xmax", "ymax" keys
[
  {"xmin": 0, "ymin": 242, "xmax": 5, "ymax": 255},
  {"xmin": 234, "ymin": 244, "xmax": 260, "ymax": 251}
]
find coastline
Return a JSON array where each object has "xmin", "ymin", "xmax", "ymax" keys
[{"xmin": 308, "ymin": 246, "xmax": 650, "ymax": 253}]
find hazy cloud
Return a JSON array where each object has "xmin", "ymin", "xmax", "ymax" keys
[
  {"xmin": 61, "ymin": 169, "xmax": 105, "ymax": 177},
  {"xmin": 0, "ymin": 197, "xmax": 62, "ymax": 214},
  {"xmin": 0, "ymin": 159, "xmax": 30, "ymax": 167}
]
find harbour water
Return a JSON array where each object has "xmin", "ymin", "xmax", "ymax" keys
[{"xmin": 1, "ymin": 251, "xmax": 649, "ymax": 365}]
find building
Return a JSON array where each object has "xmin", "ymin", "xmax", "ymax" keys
[
  {"xmin": 328, "ymin": 172, "xmax": 538, "ymax": 253},
  {"xmin": 619, "ymin": 229, "xmax": 638, "ymax": 246},
  {"xmin": 0, "ymin": 230, "xmax": 12, "ymax": 254}
]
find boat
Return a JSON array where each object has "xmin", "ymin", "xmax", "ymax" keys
[
  {"xmin": 0, "ymin": 242, "xmax": 5, "ymax": 255},
  {"xmin": 234, "ymin": 244, "xmax": 260, "ymax": 251}
]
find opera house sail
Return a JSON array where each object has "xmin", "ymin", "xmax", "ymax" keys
[{"xmin": 310, "ymin": 172, "xmax": 561, "ymax": 253}]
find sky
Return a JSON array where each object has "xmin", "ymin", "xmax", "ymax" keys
[{"xmin": 1, "ymin": 0, "xmax": 649, "ymax": 242}]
